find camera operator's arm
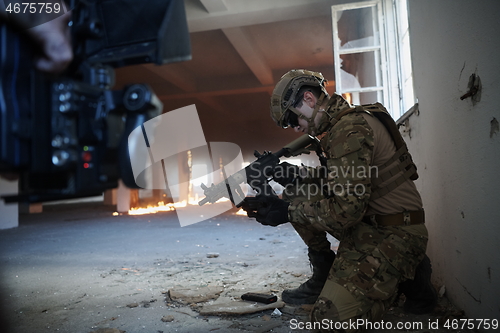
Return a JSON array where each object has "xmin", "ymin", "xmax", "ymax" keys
[
  {"xmin": 0, "ymin": 7, "xmax": 73, "ymax": 74},
  {"xmin": 28, "ymin": 12, "xmax": 73, "ymax": 74}
]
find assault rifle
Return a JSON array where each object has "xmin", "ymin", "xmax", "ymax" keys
[{"xmin": 198, "ymin": 134, "xmax": 319, "ymax": 207}]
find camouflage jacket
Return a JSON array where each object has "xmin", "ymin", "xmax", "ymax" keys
[{"xmin": 287, "ymin": 95, "xmax": 374, "ymax": 234}]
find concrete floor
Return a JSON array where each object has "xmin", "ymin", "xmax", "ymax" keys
[{"xmin": 0, "ymin": 202, "xmax": 472, "ymax": 333}]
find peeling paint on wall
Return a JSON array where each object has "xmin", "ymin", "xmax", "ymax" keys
[{"xmin": 490, "ymin": 117, "xmax": 499, "ymax": 138}]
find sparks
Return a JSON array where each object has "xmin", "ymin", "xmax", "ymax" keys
[
  {"xmin": 128, "ymin": 201, "xmax": 185, "ymax": 215},
  {"xmin": 235, "ymin": 208, "xmax": 247, "ymax": 216}
]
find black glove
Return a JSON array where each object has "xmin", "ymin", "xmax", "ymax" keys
[
  {"xmin": 240, "ymin": 195, "xmax": 290, "ymax": 226},
  {"xmin": 272, "ymin": 162, "xmax": 300, "ymax": 187}
]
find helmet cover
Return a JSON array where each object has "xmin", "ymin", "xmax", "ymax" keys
[{"xmin": 270, "ymin": 69, "xmax": 328, "ymax": 128}]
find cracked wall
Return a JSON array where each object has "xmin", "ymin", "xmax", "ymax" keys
[{"xmin": 405, "ymin": 0, "xmax": 500, "ymax": 323}]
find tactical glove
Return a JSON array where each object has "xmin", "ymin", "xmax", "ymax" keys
[
  {"xmin": 241, "ymin": 195, "xmax": 290, "ymax": 227},
  {"xmin": 272, "ymin": 162, "xmax": 301, "ymax": 187}
]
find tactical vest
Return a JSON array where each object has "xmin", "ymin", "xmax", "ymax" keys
[{"xmin": 327, "ymin": 102, "xmax": 418, "ymax": 200}]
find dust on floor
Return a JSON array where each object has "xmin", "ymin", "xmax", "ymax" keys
[{"xmin": 0, "ymin": 202, "xmax": 473, "ymax": 333}]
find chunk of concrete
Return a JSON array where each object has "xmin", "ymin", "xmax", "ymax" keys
[
  {"xmin": 161, "ymin": 315, "xmax": 175, "ymax": 322},
  {"xmin": 199, "ymin": 300, "xmax": 285, "ymax": 316},
  {"xmin": 169, "ymin": 286, "xmax": 224, "ymax": 304}
]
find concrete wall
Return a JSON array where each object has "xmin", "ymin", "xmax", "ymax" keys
[{"xmin": 406, "ymin": 0, "xmax": 500, "ymax": 321}]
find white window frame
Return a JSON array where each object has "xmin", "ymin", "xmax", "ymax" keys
[{"xmin": 331, "ymin": 0, "xmax": 415, "ymax": 118}]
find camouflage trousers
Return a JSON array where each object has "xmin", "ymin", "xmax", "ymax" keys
[{"xmin": 286, "ymin": 198, "xmax": 428, "ymax": 332}]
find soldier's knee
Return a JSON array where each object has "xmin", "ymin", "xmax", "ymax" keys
[
  {"xmin": 310, "ymin": 297, "xmax": 346, "ymax": 333},
  {"xmin": 309, "ymin": 281, "xmax": 366, "ymax": 333}
]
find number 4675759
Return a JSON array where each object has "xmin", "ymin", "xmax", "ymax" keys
[
  {"xmin": 6, "ymin": 2, "xmax": 62, "ymax": 14},
  {"xmin": 443, "ymin": 319, "xmax": 498, "ymax": 330}
]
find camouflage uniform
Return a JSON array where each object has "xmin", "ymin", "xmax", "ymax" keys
[{"xmin": 282, "ymin": 97, "xmax": 428, "ymax": 332}]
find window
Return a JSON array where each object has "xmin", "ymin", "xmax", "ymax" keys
[{"xmin": 331, "ymin": 0, "xmax": 415, "ymax": 118}]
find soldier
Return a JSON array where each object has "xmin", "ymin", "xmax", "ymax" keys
[{"xmin": 242, "ymin": 69, "xmax": 437, "ymax": 331}]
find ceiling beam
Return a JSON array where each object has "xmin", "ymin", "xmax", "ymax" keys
[
  {"xmin": 197, "ymin": 96, "xmax": 226, "ymax": 112},
  {"xmin": 222, "ymin": 27, "xmax": 274, "ymax": 86},
  {"xmin": 157, "ymin": 80, "xmax": 335, "ymax": 102},
  {"xmin": 200, "ymin": 0, "xmax": 228, "ymax": 13},
  {"xmin": 185, "ymin": 0, "xmax": 337, "ymax": 32},
  {"xmin": 141, "ymin": 64, "xmax": 197, "ymax": 92},
  {"xmin": 158, "ymin": 85, "xmax": 274, "ymax": 101}
]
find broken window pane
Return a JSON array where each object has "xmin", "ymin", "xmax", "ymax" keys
[
  {"xmin": 336, "ymin": 6, "xmax": 379, "ymax": 50},
  {"xmin": 340, "ymin": 51, "xmax": 382, "ymax": 89}
]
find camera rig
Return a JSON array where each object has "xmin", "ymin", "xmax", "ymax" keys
[{"xmin": 0, "ymin": 0, "xmax": 191, "ymax": 203}]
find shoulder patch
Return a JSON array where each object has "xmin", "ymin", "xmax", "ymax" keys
[{"xmin": 332, "ymin": 136, "xmax": 362, "ymax": 158}]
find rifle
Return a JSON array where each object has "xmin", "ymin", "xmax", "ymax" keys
[{"xmin": 198, "ymin": 134, "xmax": 320, "ymax": 207}]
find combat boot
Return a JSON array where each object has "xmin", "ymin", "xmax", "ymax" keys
[
  {"xmin": 399, "ymin": 254, "xmax": 438, "ymax": 314},
  {"xmin": 282, "ymin": 248, "xmax": 336, "ymax": 305}
]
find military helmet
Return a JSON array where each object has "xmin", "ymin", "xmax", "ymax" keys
[{"xmin": 270, "ymin": 69, "xmax": 328, "ymax": 128}]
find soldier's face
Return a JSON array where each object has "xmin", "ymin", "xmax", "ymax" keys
[
  {"xmin": 293, "ymin": 115, "xmax": 310, "ymax": 134},
  {"xmin": 293, "ymin": 91, "xmax": 319, "ymax": 135}
]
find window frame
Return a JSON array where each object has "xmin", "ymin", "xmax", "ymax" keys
[{"xmin": 331, "ymin": 0, "xmax": 415, "ymax": 118}]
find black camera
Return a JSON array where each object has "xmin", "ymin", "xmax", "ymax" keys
[{"xmin": 0, "ymin": 0, "xmax": 191, "ymax": 203}]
